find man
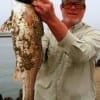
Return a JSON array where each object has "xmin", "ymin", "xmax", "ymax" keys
[{"xmin": 32, "ymin": 0, "xmax": 100, "ymax": 100}]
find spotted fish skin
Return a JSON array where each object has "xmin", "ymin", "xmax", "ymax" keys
[
  {"xmin": 0, "ymin": 1, "xmax": 44, "ymax": 99},
  {"xmin": 12, "ymin": 0, "xmax": 44, "ymax": 71},
  {"xmin": 1, "ymin": 1, "xmax": 44, "ymax": 71}
]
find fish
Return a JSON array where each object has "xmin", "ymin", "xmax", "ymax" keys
[{"xmin": 0, "ymin": 0, "xmax": 44, "ymax": 100}]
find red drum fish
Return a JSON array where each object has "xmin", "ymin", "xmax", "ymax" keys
[{"xmin": 0, "ymin": 0, "xmax": 44, "ymax": 100}]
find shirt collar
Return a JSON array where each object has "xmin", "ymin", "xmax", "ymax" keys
[{"xmin": 70, "ymin": 22, "xmax": 83, "ymax": 33}]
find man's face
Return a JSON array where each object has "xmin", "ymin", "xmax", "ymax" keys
[{"xmin": 61, "ymin": 0, "xmax": 85, "ymax": 25}]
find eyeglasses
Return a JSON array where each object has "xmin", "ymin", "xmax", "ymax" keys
[{"xmin": 62, "ymin": 2, "xmax": 85, "ymax": 9}]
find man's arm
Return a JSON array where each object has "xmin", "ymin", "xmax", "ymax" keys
[{"xmin": 32, "ymin": 0, "xmax": 68, "ymax": 41}]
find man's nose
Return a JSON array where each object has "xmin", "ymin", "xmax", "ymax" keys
[{"xmin": 71, "ymin": 5, "xmax": 76, "ymax": 9}]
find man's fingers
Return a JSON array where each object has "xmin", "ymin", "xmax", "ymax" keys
[
  {"xmin": 32, "ymin": 0, "xmax": 50, "ymax": 6},
  {"xmin": 32, "ymin": 0, "xmax": 50, "ymax": 13},
  {"xmin": 38, "ymin": 0, "xmax": 50, "ymax": 3}
]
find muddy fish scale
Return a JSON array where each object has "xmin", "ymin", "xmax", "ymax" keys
[{"xmin": 12, "ymin": 1, "xmax": 44, "ymax": 70}]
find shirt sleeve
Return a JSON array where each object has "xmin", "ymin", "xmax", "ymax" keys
[{"xmin": 59, "ymin": 29, "xmax": 100, "ymax": 64}]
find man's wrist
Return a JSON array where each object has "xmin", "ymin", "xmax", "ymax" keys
[
  {"xmin": 45, "ymin": 16, "xmax": 68, "ymax": 41},
  {"xmin": 45, "ymin": 15, "xmax": 58, "ymax": 25}
]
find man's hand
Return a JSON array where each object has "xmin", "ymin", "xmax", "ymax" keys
[
  {"xmin": 32, "ymin": 0, "xmax": 68, "ymax": 41},
  {"xmin": 32, "ymin": 0, "xmax": 56, "ymax": 23}
]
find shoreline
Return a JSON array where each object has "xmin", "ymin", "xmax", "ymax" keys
[{"xmin": 0, "ymin": 32, "xmax": 12, "ymax": 37}]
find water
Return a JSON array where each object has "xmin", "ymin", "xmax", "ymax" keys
[{"xmin": 0, "ymin": 37, "xmax": 21, "ymax": 99}]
